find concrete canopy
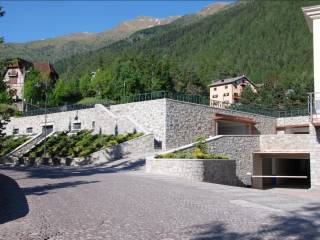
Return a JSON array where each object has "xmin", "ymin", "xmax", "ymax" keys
[{"xmin": 302, "ymin": 5, "xmax": 320, "ymax": 33}]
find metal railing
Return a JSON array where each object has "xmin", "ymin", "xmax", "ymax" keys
[{"xmin": 21, "ymin": 91, "xmax": 309, "ymax": 118}]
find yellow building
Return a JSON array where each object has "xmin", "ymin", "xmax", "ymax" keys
[{"xmin": 208, "ymin": 75, "xmax": 257, "ymax": 108}]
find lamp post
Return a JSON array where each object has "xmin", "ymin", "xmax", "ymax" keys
[{"xmin": 35, "ymin": 79, "xmax": 48, "ymax": 158}]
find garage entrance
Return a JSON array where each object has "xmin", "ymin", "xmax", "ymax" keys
[{"xmin": 252, "ymin": 153, "xmax": 310, "ymax": 189}]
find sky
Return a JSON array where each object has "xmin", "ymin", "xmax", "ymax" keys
[{"xmin": 0, "ymin": 1, "xmax": 230, "ymax": 43}]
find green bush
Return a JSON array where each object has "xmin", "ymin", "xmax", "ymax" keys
[
  {"xmin": 0, "ymin": 136, "xmax": 29, "ymax": 156},
  {"xmin": 25, "ymin": 130, "xmax": 143, "ymax": 158},
  {"xmin": 156, "ymin": 148, "xmax": 229, "ymax": 160}
]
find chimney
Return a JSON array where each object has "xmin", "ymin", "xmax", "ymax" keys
[{"xmin": 303, "ymin": 5, "xmax": 320, "ymax": 111}]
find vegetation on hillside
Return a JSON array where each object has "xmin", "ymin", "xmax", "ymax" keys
[
  {"xmin": 50, "ymin": 0, "xmax": 318, "ymax": 109},
  {"xmin": 0, "ymin": 135, "xmax": 29, "ymax": 156},
  {"xmin": 24, "ymin": 130, "xmax": 143, "ymax": 158}
]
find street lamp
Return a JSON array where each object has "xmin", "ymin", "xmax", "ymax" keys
[{"xmin": 35, "ymin": 79, "xmax": 48, "ymax": 158}]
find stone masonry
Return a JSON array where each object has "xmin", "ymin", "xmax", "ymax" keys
[{"xmin": 146, "ymin": 159, "xmax": 237, "ymax": 185}]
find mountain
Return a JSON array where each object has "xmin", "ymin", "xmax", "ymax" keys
[
  {"xmin": 0, "ymin": 16, "xmax": 179, "ymax": 62},
  {"xmin": 51, "ymin": 0, "xmax": 320, "ymax": 108}
]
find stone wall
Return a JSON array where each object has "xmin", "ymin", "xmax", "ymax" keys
[
  {"xmin": 157, "ymin": 135, "xmax": 260, "ymax": 186},
  {"xmin": 165, "ymin": 100, "xmax": 215, "ymax": 149},
  {"xmin": 146, "ymin": 158, "xmax": 237, "ymax": 185},
  {"xmin": 165, "ymin": 99, "xmax": 275, "ymax": 149},
  {"xmin": 5, "ymin": 104, "xmax": 138, "ymax": 136},
  {"xmin": 212, "ymin": 107, "xmax": 277, "ymax": 135},
  {"xmin": 110, "ymin": 99, "xmax": 167, "ymax": 148},
  {"xmin": 90, "ymin": 134, "xmax": 155, "ymax": 163}
]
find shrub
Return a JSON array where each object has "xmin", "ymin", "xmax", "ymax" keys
[{"xmin": 25, "ymin": 131, "xmax": 143, "ymax": 158}]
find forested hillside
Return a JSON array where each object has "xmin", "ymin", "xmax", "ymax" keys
[{"xmin": 50, "ymin": 0, "xmax": 319, "ymax": 109}]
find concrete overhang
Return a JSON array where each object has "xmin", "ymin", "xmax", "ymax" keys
[
  {"xmin": 254, "ymin": 151, "xmax": 310, "ymax": 156},
  {"xmin": 302, "ymin": 5, "xmax": 320, "ymax": 33}
]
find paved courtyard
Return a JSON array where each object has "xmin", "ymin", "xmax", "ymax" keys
[{"xmin": 0, "ymin": 164, "xmax": 320, "ymax": 240}]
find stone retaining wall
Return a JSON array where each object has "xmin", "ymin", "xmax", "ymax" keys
[
  {"xmin": 5, "ymin": 104, "xmax": 138, "ymax": 136},
  {"xmin": 165, "ymin": 99, "xmax": 276, "ymax": 149},
  {"xmin": 90, "ymin": 134, "xmax": 155, "ymax": 163},
  {"xmin": 146, "ymin": 158, "xmax": 238, "ymax": 185}
]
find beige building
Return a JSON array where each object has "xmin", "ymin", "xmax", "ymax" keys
[
  {"xmin": 208, "ymin": 75, "xmax": 257, "ymax": 108},
  {"xmin": 3, "ymin": 58, "xmax": 33, "ymax": 101},
  {"xmin": 2, "ymin": 58, "xmax": 59, "ymax": 108}
]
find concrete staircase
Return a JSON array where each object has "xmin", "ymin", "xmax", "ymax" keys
[{"xmin": 5, "ymin": 128, "xmax": 54, "ymax": 162}]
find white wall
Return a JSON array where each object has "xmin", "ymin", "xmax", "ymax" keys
[{"xmin": 314, "ymin": 19, "xmax": 320, "ymax": 107}]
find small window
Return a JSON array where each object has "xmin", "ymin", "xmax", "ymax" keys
[
  {"xmin": 234, "ymin": 93, "xmax": 239, "ymax": 97},
  {"xmin": 213, "ymin": 87, "xmax": 217, "ymax": 91},
  {"xmin": 13, "ymin": 128, "xmax": 19, "ymax": 135},
  {"xmin": 26, "ymin": 127, "xmax": 33, "ymax": 134},
  {"xmin": 224, "ymin": 93, "xmax": 229, "ymax": 96},
  {"xmin": 234, "ymin": 84, "xmax": 238, "ymax": 89},
  {"xmin": 225, "ymin": 85, "xmax": 228, "ymax": 89},
  {"xmin": 92, "ymin": 121, "xmax": 95, "ymax": 129},
  {"xmin": 212, "ymin": 94, "xmax": 218, "ymax": 98},
  {"xmin": 73, "ymin": 122, "xmax": 81, "ymax": 130}
]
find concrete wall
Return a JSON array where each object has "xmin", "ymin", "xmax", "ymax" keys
[
  {"xmin": 277, "ymin": 116, "xmax": 310, "ymax": 127},
  {"xmin": 146, "ymin": 158, "xmax": 237, "ymax": 185},
  {"xmin": 309, "ymin": 125, "xmax": 320, "ymax": 187},
  {"xmin": 260, "ymin": 134, "xmax": 311, "ymax": 152}
]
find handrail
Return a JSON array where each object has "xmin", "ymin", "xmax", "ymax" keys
[{"xmin": 21, "ymin": 91, "xmax": 308, "ymax": 118}]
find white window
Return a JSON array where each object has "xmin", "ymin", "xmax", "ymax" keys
[
  {"xmin": 224, "ymin": 93, "xmax": 229, "ymax": 97},
  {"xmin": 212, "ymin": 94, "xmax": 218, "ymax": 98},
  {"xmin": 26, "ymin": 127, "xmax": 33, "ymax": 134},
  {"xmin": 13, "ymin": 128, "xmax": 19, "ymax": 135}
]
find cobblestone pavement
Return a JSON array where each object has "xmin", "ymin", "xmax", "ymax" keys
[{"xmin": 0, "ymin": 165, "xmax": 320, "ymax": 240}]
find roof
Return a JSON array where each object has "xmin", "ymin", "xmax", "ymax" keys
[
  {"xmin": 6, "ymin": 58, "xmax": 33, "ymax": 69},
  {"xmin": 302, "ymin": 5, "xmax": 320, "ymax": 33},
  {"xmin": 33, "ymin": 62, "xmax": 58, "ymax": 76},
  {"xmin": 208, "ymin": 75, "xmax": 256, "ymax": 88}
]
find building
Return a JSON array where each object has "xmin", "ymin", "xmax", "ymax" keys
[
  {"xmin": 3, "ymin": 58, "xmax": 33, "ymax": 101},
  {"xmin": 208, "ymin": 75, "xmax": 257, "ymax": 108},
  {"xmin": 2, "ymin": 58, "xmax": 58, "ymax": 104}
]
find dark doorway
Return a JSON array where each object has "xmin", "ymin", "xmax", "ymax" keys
[{"xmin": 261, "ymin": 158, "xmax": 310, "ymax": 189}]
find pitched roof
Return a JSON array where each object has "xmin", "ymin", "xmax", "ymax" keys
[
  {"xmin": 7, "ymin": 58, "xmax": 33, "ymax": 69},
  {"xmin": 208, "ymin": 75, "xmax": 256, "ymax": 88},
  {"xmin": 33, "ymin": 62, "xmax": 57, "ymax": 76}
]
